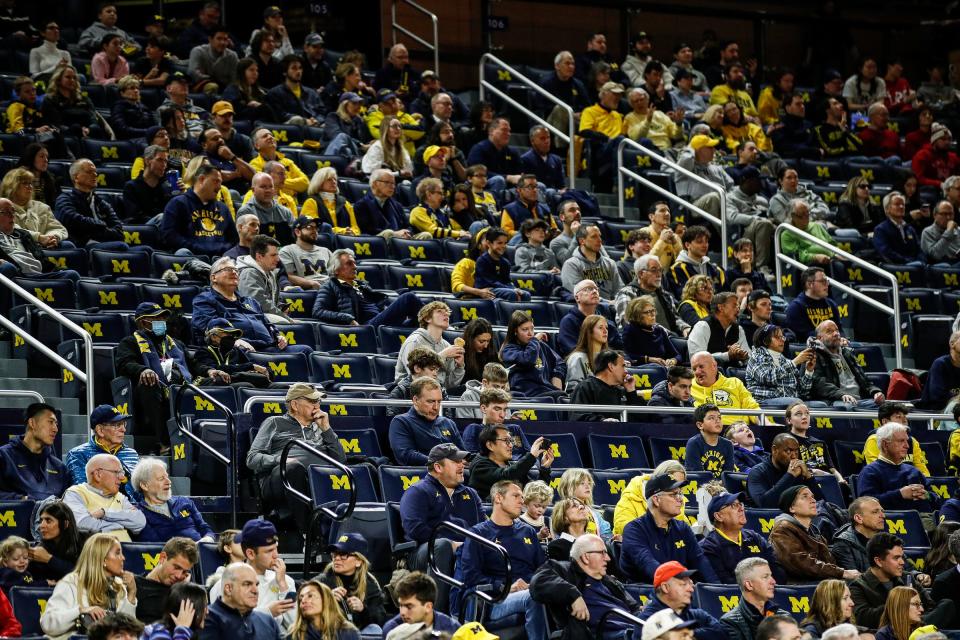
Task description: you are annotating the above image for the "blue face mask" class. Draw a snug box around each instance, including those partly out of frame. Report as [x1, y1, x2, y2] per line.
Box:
[151, 320, 167, 336]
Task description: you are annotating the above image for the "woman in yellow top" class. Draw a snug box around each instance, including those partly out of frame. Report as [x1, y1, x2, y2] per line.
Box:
[677, 274, 714, 328]
[613, 460, 694, 535]
[451, 231, 495, 299]
[756, 69, 796, 126]
[300, 166, 360, 235]
[409, 177, 471, 240]
[720, 101, 772, 153]
[182, 155, 236, 219]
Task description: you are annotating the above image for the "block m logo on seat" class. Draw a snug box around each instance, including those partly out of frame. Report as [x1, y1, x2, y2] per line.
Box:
[332, 364, 351, 378]
[111, 259, 130, 273]
[339, 438, 360, 453]
[34, 288, 54, 302]
[268, 361, 288, 377]
[607, 479, 626, 494]
[608, 443, 628, 459]
[194, 396, 214, 411]
[339, 333, 358, 348]
[887, 519, 907, 535]
[162, 294, 182, 308]
[405, 274, 423, 287]
[400, 475, 420, 489]
[142, 552, 161, 570]
[330, 475, 351, 490]
[0, 511, 17, 527]
[98, 291, 118, 305]
[123, 230, 140, 244]
[719, 595, 740, 612]
[408, 245, 426, 259]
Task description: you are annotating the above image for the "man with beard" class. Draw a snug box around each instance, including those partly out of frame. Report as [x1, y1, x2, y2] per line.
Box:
[709, 62, 759, 123]
[201, 127, 255, 193]
[278, 217, 331, 290]
[266, 55, 323, 127]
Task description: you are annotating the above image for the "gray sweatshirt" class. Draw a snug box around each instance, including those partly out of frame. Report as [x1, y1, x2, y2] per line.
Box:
[921, 223, 960, 262]
[561, 247, 624, 300]
[768, 186, 831, 225]
[246, 413, 345, 477]
[394, 327, 465, 390]
[514, 242, 560, 272]
[725, 186, 770, 226]
[236, 254, 286, 318]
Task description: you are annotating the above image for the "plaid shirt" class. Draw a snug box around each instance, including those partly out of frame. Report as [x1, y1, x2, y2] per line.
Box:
[745, 346, 813, 401]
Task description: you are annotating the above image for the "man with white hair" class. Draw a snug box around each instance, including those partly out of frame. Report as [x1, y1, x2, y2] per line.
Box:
[530, 533, 640, 640]
[943, 175, 960, 212]
[720, 558, 789, 640]
[820, 623, 860, 640]
[225, 213, 261, 260]
[63, 453, 146, 541]
[857, 423, 940, 516]
[873, 191, 923, 265]
[616, 253, 688, 334]
[133, 457, 215, 542]
[204, 562, 281, 640]
[921, 200, 960, 265]
[352, 169, 416, 238]
[623, 87, 682, 150]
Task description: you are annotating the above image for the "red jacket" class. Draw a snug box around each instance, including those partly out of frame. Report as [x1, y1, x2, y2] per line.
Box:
[0, 587, 21, 637]
[855, 126, 901, 158]
[911, 143, 960, 187]
[903, 128, 930, 160]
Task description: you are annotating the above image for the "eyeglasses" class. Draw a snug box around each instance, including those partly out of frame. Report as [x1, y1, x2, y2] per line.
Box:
[99, 422, 126, 431]
[375, 179, 396, 186]
[584, 550, 610, 557]
[857, 184, 871, 189]
[97, 468, 124, 476]
[214, 267, 239, 275]
[658, 491, 684, 500]
[721, 501, 744, 511]
[640, 309, 657, 315]
[643, 267, 663, 274]
[494, 437, 514, 444]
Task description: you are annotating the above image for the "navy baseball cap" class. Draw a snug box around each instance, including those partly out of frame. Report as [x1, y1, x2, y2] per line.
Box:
[237, 518, 278, 547]
[134, 302, 170, 321]
[644, 474, 687, 499]
[326, 533, 369, 556]
[707, 492, 745, 522]
[293, 215, 319, 229]
[90, 404, 131, 428]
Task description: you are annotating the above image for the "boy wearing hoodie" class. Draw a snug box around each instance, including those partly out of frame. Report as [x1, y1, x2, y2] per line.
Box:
[461, 387, 530, 457]
[668, 225, 726, 297]
[395, 301, 466, 391]
[457, 362, 511, 419]
[387, 347, 448, 417]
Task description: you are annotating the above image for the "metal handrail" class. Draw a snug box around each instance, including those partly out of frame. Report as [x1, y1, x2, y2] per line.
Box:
[616, 139, 728, 269]
[0, 273, 93, 418]
[774, 223, 902, 368]
[596, 608, 645, 639]
[0, 390, 44, 404]
[279, 438, 358, 522]
[479, 53, 576, 188]
[173, 382, 237, 528]
[391, 0, 439, 76]
[429, 520, 512, 605]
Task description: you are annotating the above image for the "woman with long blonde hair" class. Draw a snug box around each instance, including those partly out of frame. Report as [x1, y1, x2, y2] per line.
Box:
[876, 586, 923, 640]
[289, 579, 359, 640]
[678, 274, 714, 327]
[302, 166, 360, 235]
[40, 533, 137, 640]
[802, 579, 863, 638]
[557, 468, 614, 542]
[564, 315, 609, 393]
[360, 115, 412, 178]
[319, 534, 386, 634]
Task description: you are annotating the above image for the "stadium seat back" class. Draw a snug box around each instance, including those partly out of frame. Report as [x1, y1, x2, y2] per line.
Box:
[373, 355, 398, 383]
[325, 391, 372, 417]
[9, 586, 53, 635]
[774, 584, 817, 623]
[310, 353, 375, 385]
[588, 434, 650, 469]
[309, 463, 379, 505]
[336, 234, 388, 260]
[391, 238, 445, 263]
[446, 298, 498, 325]
[278, 290, 318, 320]
[90, 249, 150, 278]
[526, 432, 581, 469]
[355, 263, 386, 289]
[247, 352, 311, 383]
[743, 508, 780, 536]
[77, 280, 140, 311]
[15, 277, 76, 309]
[648, 437, 689, 465]
[387, 265, 444, 292]
[496, 299, 552, 326]
[911, 315, 954, 370]
[927, 265, 960, 291]
[626, 365, 668, 391]
[141, 284, 201, 312]
[326, 502, 392, 576]
[0, 500, 35, 539]
[42, 248, 89, 276]
[274, 322, 318, 350]
[591, 469, 638, 507]
[62, 311, 129, 344]
[510, 272, 554, 297]
[882, 510, 929, 547]
[378, 465, 425, 503]
[695, 583, 741, 619]
[336, 428, 383, 458]
[316, 324, 378, 354]
[121, 542, 165, 576]
[377, 325, 413, 355]
[833, 441, 867, 476]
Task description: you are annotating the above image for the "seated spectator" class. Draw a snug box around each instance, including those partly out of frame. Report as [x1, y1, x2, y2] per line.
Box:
[0, 196, 78, 281]
[616, 253, 689, 336]
[120, 145, 173, 223]
[132, 35, 174, 89]
[768, 485, 857, 583]
[249, 128, 308, 195]
[64, 405, 139, 497]
[132, 458, 214, 542]
[912, 123, 959, 189]
[801, 583, 866, 640]
[624, 87, 683, 150]
[636, 560, 726, 639]
[862, 402, 929, 475]
[531, 533, 640, 639]
[316, 534, 387, 635]
[28, 500, 82, 583]
[621, 474, 719, 582]
[747, 433, 824, 508]
[242, 160, 298, 218]
[474, 226, 530, 300]
[63, 454, 146, 542]
[688, 292, 750, 366]
[674, 137, 733, 219]
[702, 493, 783, 584]
[559, 279, 622, 357]
[850, 534, 951, 631]
[286, 581, 360, 640]
[810, 320, 885, 408]
[300, 169, 359, 235]
[160, 72, 212, 139]
[275, 218, 332, 292]
[237, 173, 294, 245]
[545, 497, 599, 560]
[373, 43, 419, 103]
[756, 68, 795, 125]
[873, 191, 923, 265]
[727, 422, 766, 472]
[153, 108, 201, 170]
[932, 529, 960, 607]
[78, 3, 139, 55]
[837, 176, 884, 235]
[721, 101, 771, 153]
[55, 158, 127, 248]
[671, 67, 708, 117]
[677, 274, 714, 329]
[725, 168, 775, 270]
[265, 55, 322, 127]
[500, 310, 566, 399]
[614, 461, 693, 536]
[194, 319, 272, 388]
[784, 267, 842, 341]
[710, 62, 759, 121]
[312, 249, 422, 326]
[920, 330, 960, 409]
[361, 115, 414, 179]
[520, 480, 554, 541]
[458, 358, 509, 420]
[29, 21, 71, 80]
[188, 25, 237, 94]
[691, 351, 762, 425]
[366, 91, 424, 159]
[554, 469, 611, 542]
[142, 582, 207, 640]
[221, 57, 273, 122]
[520, 125, 566, 190]
[107, 76, 155, 140]
[461, 386, 527, 454]
[91, 34, 129, 85]
[501, 173, 557, 241]
[132, 537, 199, 623]
[721, 558, 790, 639]
[204, 562, 282, 640]
[830, 497, 887, 572]
[393, 301, 464, 387]
[18, 143, 60, 206]
[412, 144, 454, 198]
[617, 228, 653, 285]
[782, 200, 840, 266]
[247, 31, 283, 89]
[562, 224, 624, 302]
[786, 401, 845, 483]
[745, 325, 816, 408]
[516, 218, 561, 275]
[669, 225, 727, 296]
[468, 422, 553, 501]
[903, 106, 935, 161]
[578, 81, 627, 173]
[535, 49, 589, 117]
[246, 384, 344, 532]
[565, 314, 610, 392]
[200, 128, 256, 194]
[843, 58, 888, 113]
[622, 295, 681, 367]
[921, 200, 960, 266]
[322, 92, 367, 158]
[388, 377, 464, 466]
[40, 533, 138, 640]
[222, 214, 260, 260]
[770, 91, 820, 158]
[0, 536, 35, 593]
[769, 166, 831, 225]
[685, 403, 735, 479]
[0, 401, 67, 500]
[449, 480, 547, 638]
[550, 198, 583, 263]
[381, 572, 459, 637]
[42, 65, 101, 139]
[857, 423, 940, 517]
[388, 349, 449, 416]
[856, 103, 901, 158]
[571, 348, 645, 421]
[648, 365, 696, 420]
[6, 77, 57, 144]
[740, 290, 792, 347]
[161, 163, 237, 255]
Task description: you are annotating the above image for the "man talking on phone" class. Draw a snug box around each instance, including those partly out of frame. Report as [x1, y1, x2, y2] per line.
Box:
[571, 349, 645, 421]
[246, 383, 345, 532]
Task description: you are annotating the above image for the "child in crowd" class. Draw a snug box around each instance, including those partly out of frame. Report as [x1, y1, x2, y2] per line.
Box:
[388, 347, 448, 417]
[466, 164, 499, 224]
[461, 387, 530, 458]
[205, 529, 243, 589]
[0, 536, 34, 594]
[519, 480, 555, 541]
[684, 403, 735, 480]
[557, 468, 614, 542]
[515, 218, 561, 275]
[474, 226, 531, 300]
[726, 421, 767, 471]
[458, 361, 510, 419]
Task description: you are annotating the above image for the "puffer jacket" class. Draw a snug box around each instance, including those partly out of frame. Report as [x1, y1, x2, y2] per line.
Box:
[768, 514, 845, 582]
[311, 277, 389, 324]
[829, 523, 870, 572]
[721, 598, 789, 640]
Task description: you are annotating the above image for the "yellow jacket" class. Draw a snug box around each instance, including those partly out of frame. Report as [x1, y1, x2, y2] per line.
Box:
[241, 189, 298, 216]
[709, 85, 759, 119]
[692, 374, 760, 424]
[720, 121, 772, 153]
[410, 204, 464, 239]
[863, 434, 931, 477]
[949, 430, 960, 475]
[756, 86, 783, 126]
[250, 152, 309, 195]
[623, 110, 681, 150]
[580, 103, 624, 140]
[6, 101, 40, 133]
[451, 258, 475, 294]
[613, 474, 695, 535]
[365, 109, 424, 158]
[647, 225, 683, 268]
[300, 196, 360, 235]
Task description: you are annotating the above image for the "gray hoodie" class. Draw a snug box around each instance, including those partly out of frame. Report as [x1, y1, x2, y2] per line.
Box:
[768, 185, 831, 225]
[674, 147, 733, 200]
[514, 242, 559, 272]
[394, 327, 465, 390]
[725, 186, 770, 226]
[456, 379, 483, 419]
[560, 247, 623, 300]
[236, 254, 286, 318]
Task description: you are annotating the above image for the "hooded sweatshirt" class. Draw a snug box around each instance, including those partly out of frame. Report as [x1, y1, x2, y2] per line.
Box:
[560, 247, 623, 300]
[668, 249, 726, 296]
[237, 254, 286, 318]
[394, 327, 465, 390]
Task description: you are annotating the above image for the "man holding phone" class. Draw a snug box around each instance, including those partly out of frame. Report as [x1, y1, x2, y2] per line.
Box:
[468, 420, 554, 500]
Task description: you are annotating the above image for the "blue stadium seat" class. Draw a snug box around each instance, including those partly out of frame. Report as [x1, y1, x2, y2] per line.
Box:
[815, 475, 846, 507]
[722, 471, 750, 499]
[0, 133, 24, 157]
[446, 298, 498, 325]
[510, 272, 554, 297]
[83, 138, 139, 163]
[339, 179, 370, 203]
[601, 220, 638, 248]
[96, 167, 130, 189]
[626, 365, 668, 391]
[197, 541, 222, 584]
[175, 386, 237, 420]
[263, 123, 304, 144]
[526, 432, 581, 468]
[374, 355, 398, 383]
[920, 442, 946, 476]
[336, 429, 383, 458]
[150, 252, 197, 279]
[846, 161, 891, 185]
[799, 158, 846, 182]
[591, 469, 637, 506]
[588, 434, 650, 469]
[0, 500, 35, 539]
[378, 465, 426, 503]
[743, 508, 779, 536]
[883, 510, 929, 547]
[833, 441, 866, 476]
[298, 153, 347, 176]
[377, 325, 414, 355]
[880, 263, 926, 288]
[314, 324, 377, 354]
[62, 311, 129, 344]
[911, 315, 954, 370]
[927, 265, 960, 291]
[696, 583, 741, 619]
[850, 345, 886, 373]
[15, 277, 76, 309]
[444, 239, 470, 263]
[904, 547, 928, 573]
[278, 290, 318, 320]
[774, 584, 818, 623]
[90, 249, 151, 278]
[811, 184, 844, 208]
[121, 542, 165, 576]
[355, 263, 386, 289]
[311, 353, 375, 385]
[336, 234, 389, 260]
[648, 437, 689, 465]
[42, 248, 89, 276]
[682, 471, 713, 497]
[140, 284, 201, 312]
[308, 464, 380, 505]
[325, 391, 373, 417]
[247, 352, 311, 383]
[77, 280, 139, 311]
[496, 299, 552, 326]
[274, 322, 318, 350]
[927, 476, 958, 502]
[387, 265, 444, 292]
[9, 586, 53, 635]
[391, 238, 445, 262]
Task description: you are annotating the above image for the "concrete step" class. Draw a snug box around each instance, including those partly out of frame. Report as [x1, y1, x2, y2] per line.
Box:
[0, 358, 27, 378]
[0, 377, 60, 397]
[171, 477, 190, 495]
[62, 415, 90, 434]
[0, 341, 11, 358]
[0, 394, 78, 413]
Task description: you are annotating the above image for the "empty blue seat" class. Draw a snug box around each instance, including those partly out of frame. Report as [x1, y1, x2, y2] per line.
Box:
[316, 324, 377, 354]
[880, 263, 925, 288]
[446, 298, 498, 325]
[274, 322, 318, 350]
[336, 234, 389, 260]
[591, 469, 637, 506]
[588, 434, 650, 469]
[62, 311, 129, 344]
[175, 386, 237, 420]
[0, 500, 35, 539]
[374, 355, 398, 383]
[140, 284, 200, 312]
[90, 249, 151, 277]
[927, 264, 960, 291]
[911, 314, 954, 370]
[391, 238, 445, 262]
[626, 365, 668, 391]
[743, 508, 779, 536]
[850, 345, 886, 373]
[387, 265, 444, 292]
[510, 272, 554, 297]
[83, 138, 139, 163]
[9, 585, 53, 635]
[696, 583, 741, 619]
[648, 437, 689, 465]
[122, 225, 159, 248]
[799, 158, 846, 182]
[77, 280, 139, 311]
[309, 464, 379, 505]
[15, 277, 76, 309]
[377, 325, 414, 354]
[278, 290, 318, 320]
[833, 441, 867, 476]
[324, 391, 373, 417]
[150, 252, 197, 279]
[378, 465, 426, 503]
[311, 353, 375, 385]
[247, 352, 311, 382]
[774, 584, 818, 623]
[336, 429, 383, 458]
[355, 263, 386, 289]
[42, 248, 88, 276]
[883, 510, 929, 547]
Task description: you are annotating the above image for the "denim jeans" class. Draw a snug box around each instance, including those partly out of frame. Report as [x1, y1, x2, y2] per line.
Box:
[486, 589, 547, 640]
[491, 287, 530, 301]
[367, 291, 422, 327]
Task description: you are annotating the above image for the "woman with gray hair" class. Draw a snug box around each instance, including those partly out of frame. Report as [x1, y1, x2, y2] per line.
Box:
[133, 457, 216, 543]
[301, 166, 360, 235]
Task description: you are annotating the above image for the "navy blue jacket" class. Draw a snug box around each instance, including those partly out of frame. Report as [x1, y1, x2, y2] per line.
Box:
[857, 459, 940, 512]
[684, 434, 735, 479]
[474, 252, 513, 289]
[388, 407, 464, 466]
[191, 288, 277, 349]
[135, 495, 215, 542]
[622, 322, 680, 365]
[733, 445, 767, 472]
[536, 73, 590, 114]
[620, 511, 718, 583]
[873, 218, 923, 264]
[638, 593, 727, 640]
[200, 598, 280, 640]
[647, 379, 694, 423]
[920, 354, 960, 410]
[520, 149, 566, 190]
[700, 528, 786, 585]
[746, 459, 824, 508]
[110, 99, 157, 139]
[501, 339, 567, 397]
[784, 293, 842, 342]
[54, 188, 124, 246]
[352, 193, 408, 235]
[399, 473, 483, 545]
[466, 139, 523, 180]
[265, 83, 324, 122]
[557, 308, 623, 357]
[0, 436, 68, 500]
[161, 190, 237, 256]
[311, 277, 388, 325]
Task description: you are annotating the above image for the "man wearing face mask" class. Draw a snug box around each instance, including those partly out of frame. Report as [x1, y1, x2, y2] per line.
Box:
[193, 319, 272, 388]
[115, 302, 197, 455]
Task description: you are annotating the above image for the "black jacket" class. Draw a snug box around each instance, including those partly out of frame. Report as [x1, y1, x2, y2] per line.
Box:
[0, 229, 52, 274]
[468, 452, 550, 502]
[318, 569, 388, 630]
[746, 459, 824, 508]
[721, 598, 789, 640]
[570, 375, 645, 421]
[811, 346, 880, 402]
[311, 277, 388, 324]
[54, 187, 124, 246]
[193, 344, 256, 376]
[829, 523, 870, 572]
[110, 99, 157, 139]
[530, 559, 637, 640]
[850, 569, 934, 629]
[115, 332, 194, 385]
[932, 565, 960, 607]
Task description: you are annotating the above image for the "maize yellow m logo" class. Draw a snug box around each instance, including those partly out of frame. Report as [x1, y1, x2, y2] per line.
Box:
[339, 333, 358, 348]
[111, 259, 130, 273]
[48, 256, 66, 268]
[97, 174, 106, 187]
[516, 279, 534, 290]
[944, 273, 959, 286]
[101, 146, 119, 159]
[340, 438, 360, 453]
[263, 402, 283, 414]
[668, 446, 686, 461]
[268, 362, 288, 376]
[859, 168, 875, 181]
[931, 483, 950, 499]
[405, 274, 423, 287]
[271, 129, 288, 142]
[887, 519, 907, 535]
[637, 156, 651, 167]
[330, 475, 351, 490]
[781, 274, 792, 288]
[624, 186, 635, 199]
[815, 417, 833, 429]
[63, 369, 74, 383]
[895, 271, 912, 284]
[0, 511, 16, 526]
[497, 70, 512, 81]
[315, 160, 331, 169]
[719, 595, 740, 612]
[173, 443, 186, 460]
[354, 242, 371, 256]
[516, 409, 539, 421]
[98, 291, 118, 305]
[123, 231, 140, 244]
[607, 479, 626, 494]
[549, 477, 561, 490]
[13, 334, 23, 347]
[408, 246, 426, 259]
[35, 288, 54, 302]
[162, 294, 182, 308]
[400, 475, 420, 489]
[332, 364, 351, 378]
[330, 404, 347, 415]
[852, 449, 864, 463]
[838, 304, 848, 318]
[83, 323, 103, 337]
[856, 353, 866, 366]
[195, 396, 214, 411]
[281, 331, 296, 344]
[847, 268, 863, 281]
[115, 403, 128, 414]
[816, 166, 831, 178]
[632, 374, 650, 388]
[608, 444, 628, 459]
[760, 518, 775, 533]
[286, 298, 304, 312]
[906, 298, 921, 311]
[142, 552, 161, 570]
[789, 597, 810, 613]
[460, 307, 478, 321]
